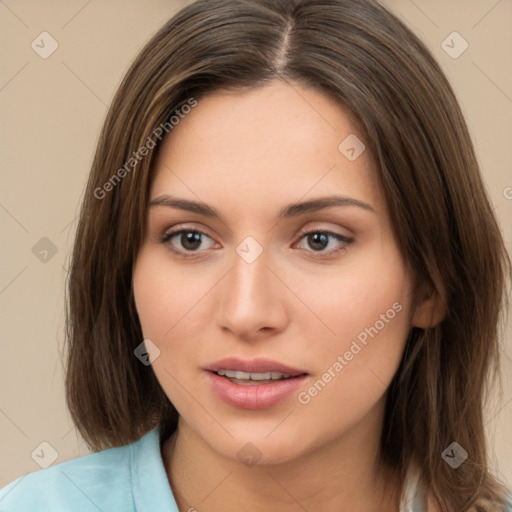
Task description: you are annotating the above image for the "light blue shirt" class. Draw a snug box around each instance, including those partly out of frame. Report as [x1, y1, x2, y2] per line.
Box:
[1, 427, 510, 511]
[0, 427, 177, 511]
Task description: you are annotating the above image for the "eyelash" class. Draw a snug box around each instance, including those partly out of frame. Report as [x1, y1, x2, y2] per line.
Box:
[158, 227, 354, 259]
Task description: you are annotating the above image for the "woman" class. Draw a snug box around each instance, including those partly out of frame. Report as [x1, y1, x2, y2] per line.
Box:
[1, 0, 510, 510]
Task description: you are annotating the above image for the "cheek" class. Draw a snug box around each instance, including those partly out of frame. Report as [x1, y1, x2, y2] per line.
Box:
[324, 235, 413, 346]
[295, 247, 413, 422]
[335, 266, 411, 353]
[132, 250, 208, 411]
[133, 248, 210, 341]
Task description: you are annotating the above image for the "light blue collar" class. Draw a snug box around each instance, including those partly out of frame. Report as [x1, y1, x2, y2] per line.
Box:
[130, 427, 179, 511]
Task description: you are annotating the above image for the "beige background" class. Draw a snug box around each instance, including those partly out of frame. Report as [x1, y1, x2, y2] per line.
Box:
[1, 0, 511, 490]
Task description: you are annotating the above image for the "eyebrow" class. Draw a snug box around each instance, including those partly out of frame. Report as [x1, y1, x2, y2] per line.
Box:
[148, 194, 376, 219]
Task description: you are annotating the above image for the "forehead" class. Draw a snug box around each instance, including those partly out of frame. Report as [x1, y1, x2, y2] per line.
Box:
[150, 81, 383, 217]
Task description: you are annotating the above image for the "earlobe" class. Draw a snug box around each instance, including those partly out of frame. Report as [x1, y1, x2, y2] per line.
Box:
[411, 288, 447, 329]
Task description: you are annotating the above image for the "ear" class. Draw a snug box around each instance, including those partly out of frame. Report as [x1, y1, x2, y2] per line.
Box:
[411, 285, 447, 329]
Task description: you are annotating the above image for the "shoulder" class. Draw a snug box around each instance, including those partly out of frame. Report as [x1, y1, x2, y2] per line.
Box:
[0, 433, 150, 512]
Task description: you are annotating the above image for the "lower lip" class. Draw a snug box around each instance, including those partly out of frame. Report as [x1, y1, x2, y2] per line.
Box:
[205, 371, 308, 410]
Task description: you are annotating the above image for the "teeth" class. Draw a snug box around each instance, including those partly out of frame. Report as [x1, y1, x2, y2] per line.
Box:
[217, 369, 292, 380]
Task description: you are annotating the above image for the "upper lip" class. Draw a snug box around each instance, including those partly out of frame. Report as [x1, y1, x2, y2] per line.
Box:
[204, 357, 308, 377]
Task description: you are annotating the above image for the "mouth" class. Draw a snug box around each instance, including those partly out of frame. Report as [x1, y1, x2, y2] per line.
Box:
[213, 368, 300, 385]
[203, 357, 309, 409]
[204, 356, 308, 382]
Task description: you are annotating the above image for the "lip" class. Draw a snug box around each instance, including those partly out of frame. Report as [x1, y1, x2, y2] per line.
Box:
[203, 357, 309, 410]
[205, 372, 308, 410]
[203, 357, 307, 377]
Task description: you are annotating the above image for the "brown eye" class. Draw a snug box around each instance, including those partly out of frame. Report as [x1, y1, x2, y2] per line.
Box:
[161, 229, 215, 253]
[296, 230, 353, 256]
[306, 232, 330, 251]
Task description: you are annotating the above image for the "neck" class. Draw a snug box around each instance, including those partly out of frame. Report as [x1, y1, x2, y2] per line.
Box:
[161, 409, 402, 511]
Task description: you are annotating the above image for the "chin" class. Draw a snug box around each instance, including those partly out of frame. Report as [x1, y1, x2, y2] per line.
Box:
[201, 426, 314, 467]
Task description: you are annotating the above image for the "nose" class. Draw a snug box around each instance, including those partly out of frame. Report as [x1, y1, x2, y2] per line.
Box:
[214, 244, 289, 341]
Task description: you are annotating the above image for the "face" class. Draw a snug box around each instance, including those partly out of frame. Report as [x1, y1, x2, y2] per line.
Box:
[133, 80, 418, 465]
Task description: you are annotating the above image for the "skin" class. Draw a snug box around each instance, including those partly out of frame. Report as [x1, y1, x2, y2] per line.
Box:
[132, 80, 443, 512]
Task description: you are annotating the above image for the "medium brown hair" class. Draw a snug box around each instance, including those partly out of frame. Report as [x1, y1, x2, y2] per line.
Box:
[64, 0, 511, 509]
